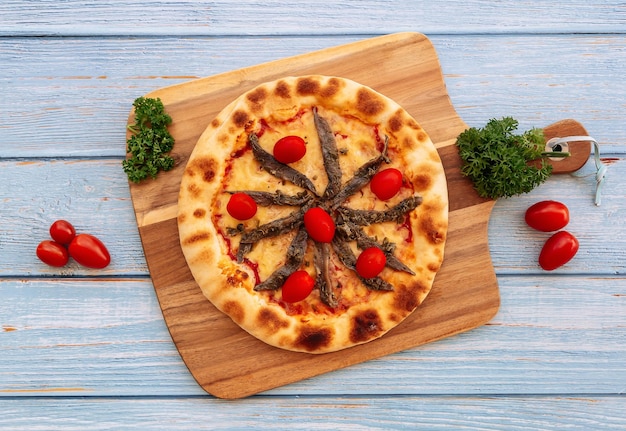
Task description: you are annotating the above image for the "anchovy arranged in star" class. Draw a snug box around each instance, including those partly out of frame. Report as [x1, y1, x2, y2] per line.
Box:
[228, 111, 421, 307]
[337, 194, 422, 225]
[329, 136, 389, 208]
[335, 219, 415, 275]
[314, 242, 339, 307]
[254, 228, 309, 291]
[236, 204, 311, 262]
[313, 107, 342, 200]
[360, 276, 394, 291]
[331, 238, 393, 291]
[249, 133, 317, 195]
[228, 190, 313, 207]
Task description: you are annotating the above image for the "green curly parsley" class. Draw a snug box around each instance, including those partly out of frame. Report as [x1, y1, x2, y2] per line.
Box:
[456, 117, 566, 199]
[122, 97, 175, 183]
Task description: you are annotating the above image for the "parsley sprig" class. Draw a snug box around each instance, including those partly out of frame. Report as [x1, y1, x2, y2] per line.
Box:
[456, 117, 568, 199]
[122, 97, 175, 183]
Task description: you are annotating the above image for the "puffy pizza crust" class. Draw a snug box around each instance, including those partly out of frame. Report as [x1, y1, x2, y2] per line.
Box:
[178, 75, 448, 353]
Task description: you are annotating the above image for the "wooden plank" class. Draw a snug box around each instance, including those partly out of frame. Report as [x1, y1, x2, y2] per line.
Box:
[488, 156, 625, 276]
[1, 0, 625, 35]
[1, 276, 624, 397]
[0, 159, 147, 277]
[0, 278, 198, 396]
[1, 396, 625, 430]
[1, 35, 625, 158]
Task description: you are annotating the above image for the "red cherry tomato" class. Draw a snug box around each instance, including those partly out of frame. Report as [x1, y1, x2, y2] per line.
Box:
[539, 230, 579, 271]
[525, 200, 570, 232]
[68, 234, 111, 269]
[370, 168, 403, 200]
[356, 247, 387, 278]
[303, 207, 335, 243]
[281, 270, 315, 303]
[273, 135, 307, 164]
[49, 219, 76, 245]
[36, 240, 69, 267]
[227, 192, 257, 220]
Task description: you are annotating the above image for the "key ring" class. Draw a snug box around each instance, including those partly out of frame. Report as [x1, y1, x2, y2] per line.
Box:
[545, 136, 608, 206]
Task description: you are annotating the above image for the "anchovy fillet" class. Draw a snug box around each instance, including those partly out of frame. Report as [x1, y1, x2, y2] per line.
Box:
[331, 237, 393, 291]
[336, 220, 415, 275]
[229, 190, 313, 207]
[314, 242, 338, 307]
[337, 194, 422, 225]
[249, 133, 317, 194]
[236, 205, 309, 262]
[361, 276, 394, 291]
[313, 107, 342, 200]
[330, 136, 389, 208]
[254, 228, 309, 291]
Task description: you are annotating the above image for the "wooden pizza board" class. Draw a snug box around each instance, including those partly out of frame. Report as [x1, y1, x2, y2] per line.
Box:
[126, 32, 591, 399]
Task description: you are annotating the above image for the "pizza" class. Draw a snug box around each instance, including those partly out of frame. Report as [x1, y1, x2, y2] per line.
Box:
[177, 75, 448, 354]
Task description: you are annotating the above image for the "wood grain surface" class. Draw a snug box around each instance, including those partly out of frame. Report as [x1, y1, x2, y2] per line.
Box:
[3, 0, 626, 428]
[126, 33, 497, 398]
[127, 33, 591, 398]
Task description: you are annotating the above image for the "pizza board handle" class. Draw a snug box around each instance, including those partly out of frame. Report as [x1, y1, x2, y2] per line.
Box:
[541, 119, 592, 174]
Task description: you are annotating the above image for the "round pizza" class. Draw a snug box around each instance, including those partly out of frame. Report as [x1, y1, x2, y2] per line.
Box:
[177, 75, 448, 354]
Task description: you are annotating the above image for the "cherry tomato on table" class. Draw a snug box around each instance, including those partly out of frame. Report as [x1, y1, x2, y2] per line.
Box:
[525, 200, 570, 232]
[370, 168, 403, 201]
[68, 233, 111, 269]
[356, 247, 387, 278]
[36, 240, 69, 267]
[303, 207, 335, 243]
[227, 192, 257, 220]
[273, 135, 307, 164]
[539, 230, 579, 271]
[281, 270, 315, 303]
[49, 219, 76, 245]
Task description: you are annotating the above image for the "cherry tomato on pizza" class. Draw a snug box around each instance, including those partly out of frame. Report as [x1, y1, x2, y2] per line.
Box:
[273, 135, 307, 164]
[36, 240, 70, 267]
[356, 247, 387, 278]
[303, 207, 335, 243]
[227, 192, 257, 220]
[49, 219, 76, 245]
[539, 230, 579, 271]
[525, 200, 570, 232]
[68, 233, 111, 269]
[370, 168, 403, 200]
[281, 270, 315, 303]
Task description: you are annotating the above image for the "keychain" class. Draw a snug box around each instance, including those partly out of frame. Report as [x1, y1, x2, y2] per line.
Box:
[545, 135, 608, 205]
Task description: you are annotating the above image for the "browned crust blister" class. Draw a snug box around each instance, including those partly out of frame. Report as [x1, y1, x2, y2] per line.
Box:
[178, 75, 448, 353]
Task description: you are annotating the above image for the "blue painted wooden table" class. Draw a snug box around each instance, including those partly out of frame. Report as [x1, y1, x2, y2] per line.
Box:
[1, 1, 625, 429]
